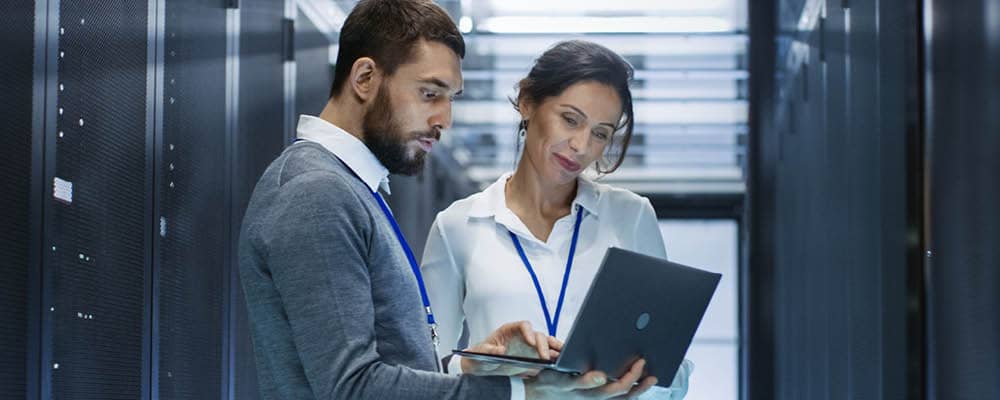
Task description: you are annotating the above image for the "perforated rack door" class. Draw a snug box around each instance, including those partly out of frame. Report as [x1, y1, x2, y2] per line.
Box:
[155, 0, 228, 398]
[0, 1, 35, 397]
[48, 2, 150, 398]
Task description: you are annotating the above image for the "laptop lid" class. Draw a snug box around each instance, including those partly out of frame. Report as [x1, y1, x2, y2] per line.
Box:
[554, 247, 721, 385]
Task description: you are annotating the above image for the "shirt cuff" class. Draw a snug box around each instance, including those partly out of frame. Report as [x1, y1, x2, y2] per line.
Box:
[509, 377, 526, 400]
[449, 355, 464, 375]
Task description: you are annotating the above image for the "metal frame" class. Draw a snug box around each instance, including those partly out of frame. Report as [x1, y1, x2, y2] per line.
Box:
[27, 0, 54, 399]
[223, 4, 241, 400]
[648, 193, 743, 220]
[744, 0, 776, 398]
[907, 0, 929, 397]
[146, 0, 166, 398]
[37, 0, 60, 397]
[283, 0, 297, 144]
[921, 0, 935, 397]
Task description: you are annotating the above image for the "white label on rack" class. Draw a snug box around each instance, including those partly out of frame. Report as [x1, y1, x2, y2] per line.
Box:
[53, 177, 73, 204]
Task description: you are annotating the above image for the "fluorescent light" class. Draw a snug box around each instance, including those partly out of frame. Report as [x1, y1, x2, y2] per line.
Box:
[488, 0, 730, 14]
[466, 34, 748, 57]
[461, 69, 747, 81]
[453, 100, 748, 125]
[459, 16, 474, 33]
[297, 0, 348, 40]
[478, 16, 732, 34]
[796, 0, 824, 31]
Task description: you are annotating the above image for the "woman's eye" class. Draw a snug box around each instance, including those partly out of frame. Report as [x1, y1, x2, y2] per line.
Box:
[593, 130, 610, 140]
[563, 115, 579, 126]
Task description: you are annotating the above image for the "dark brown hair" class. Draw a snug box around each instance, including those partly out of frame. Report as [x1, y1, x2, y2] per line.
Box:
[330, 0, 465, 98]
[513, 40, 635, 174]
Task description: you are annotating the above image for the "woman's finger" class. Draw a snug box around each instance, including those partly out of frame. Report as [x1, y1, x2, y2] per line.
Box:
[517, 321, 537, 346]
[546, 335, 564, 352]
[598, 359, 646, 396]
[619, 376, 658, 399]
[570, 370, 609, 391]
[534, 332, 550, 360]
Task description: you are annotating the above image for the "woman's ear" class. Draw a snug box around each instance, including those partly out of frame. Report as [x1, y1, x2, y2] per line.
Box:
[349, 57, 381, 102]
[517, 97, 535, 121]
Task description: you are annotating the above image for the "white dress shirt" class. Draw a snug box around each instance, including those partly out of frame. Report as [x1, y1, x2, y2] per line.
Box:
[296, 115, 392, 194]
[296, 115, 526, 399]
[421, 172, 693, 399]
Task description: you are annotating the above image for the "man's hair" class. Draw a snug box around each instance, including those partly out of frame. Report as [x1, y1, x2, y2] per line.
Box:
[329, 0, 465, 98]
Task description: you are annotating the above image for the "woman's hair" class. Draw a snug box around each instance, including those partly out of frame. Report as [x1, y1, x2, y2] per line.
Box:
[512, 40, 635, 174]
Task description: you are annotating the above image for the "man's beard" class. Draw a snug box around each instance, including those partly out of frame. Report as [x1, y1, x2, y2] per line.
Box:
[361, 84, 436, 176]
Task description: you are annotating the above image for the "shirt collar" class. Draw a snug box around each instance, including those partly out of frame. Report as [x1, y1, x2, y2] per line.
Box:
[295, 115, 391, 194]
[468, 172, 601, 219]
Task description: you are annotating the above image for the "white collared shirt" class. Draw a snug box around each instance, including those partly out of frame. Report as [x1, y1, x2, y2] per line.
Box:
[421, 173, 693, 398]
[294, 115, 527, 399]
[295, 114, 391, 194]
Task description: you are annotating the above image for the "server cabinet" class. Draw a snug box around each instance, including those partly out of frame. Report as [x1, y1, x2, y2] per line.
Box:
[44, 1, 151, 398]
[925, 0, 1000, 398]
[155, 0, 229, 398]
[750, 0, 918, 399]
[0, 0, 36, 398]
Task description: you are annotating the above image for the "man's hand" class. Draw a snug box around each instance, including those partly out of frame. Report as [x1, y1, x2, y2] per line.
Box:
[524, 359, 658, 400]
[460, 321, 561, 376]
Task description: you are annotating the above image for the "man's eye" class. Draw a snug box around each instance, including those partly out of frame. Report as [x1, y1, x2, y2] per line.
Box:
[422, 90, 438, 99]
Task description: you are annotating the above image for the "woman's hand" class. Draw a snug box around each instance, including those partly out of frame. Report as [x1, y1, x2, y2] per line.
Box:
[524, 359, 658, 400]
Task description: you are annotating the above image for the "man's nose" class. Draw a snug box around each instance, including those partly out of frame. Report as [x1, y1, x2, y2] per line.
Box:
[429, 102, 452, 132]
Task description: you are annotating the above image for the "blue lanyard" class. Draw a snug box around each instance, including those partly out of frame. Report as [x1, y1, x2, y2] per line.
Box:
[372, 192, 444, 372]
[508, 205, 584, 337]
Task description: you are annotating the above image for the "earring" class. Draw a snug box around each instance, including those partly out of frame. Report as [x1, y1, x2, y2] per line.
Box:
[513, 120, 529, 168]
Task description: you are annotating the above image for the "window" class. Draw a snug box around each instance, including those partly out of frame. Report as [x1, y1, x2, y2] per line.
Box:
[660, 219, 739, 400]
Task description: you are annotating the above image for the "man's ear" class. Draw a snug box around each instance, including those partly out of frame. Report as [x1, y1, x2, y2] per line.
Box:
[349, 57, 381, 103]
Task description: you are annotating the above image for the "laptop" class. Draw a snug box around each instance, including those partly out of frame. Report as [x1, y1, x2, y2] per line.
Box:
[453, 247, 721, 386]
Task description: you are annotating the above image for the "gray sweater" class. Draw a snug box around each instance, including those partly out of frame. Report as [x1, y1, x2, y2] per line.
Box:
[238, 141, 511, 399]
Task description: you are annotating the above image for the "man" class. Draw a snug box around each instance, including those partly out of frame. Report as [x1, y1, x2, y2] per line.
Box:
[238, 1, 656, 399]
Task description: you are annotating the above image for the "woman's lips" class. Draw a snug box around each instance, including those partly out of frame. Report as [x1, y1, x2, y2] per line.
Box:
[553, 153, 582, 172]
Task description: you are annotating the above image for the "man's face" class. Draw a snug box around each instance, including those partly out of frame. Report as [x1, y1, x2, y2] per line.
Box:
[362, 39, 463, 176]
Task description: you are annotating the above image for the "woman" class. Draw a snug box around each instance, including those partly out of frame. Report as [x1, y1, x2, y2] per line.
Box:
[420, 40, 692, 398]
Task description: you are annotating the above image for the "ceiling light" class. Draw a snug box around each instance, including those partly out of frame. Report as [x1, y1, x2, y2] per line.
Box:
[459, 16, 474, 33]
[478, 16, 732, 34]
[487, 0, 730, 14]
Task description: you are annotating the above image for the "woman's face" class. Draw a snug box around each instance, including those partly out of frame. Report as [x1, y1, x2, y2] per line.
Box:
[520, 81, 623, 185]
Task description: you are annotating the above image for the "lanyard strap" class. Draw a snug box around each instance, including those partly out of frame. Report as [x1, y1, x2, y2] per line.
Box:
[372, 192, 437, 326]
[508, 205, 584, 337]
[372, 192, 444, 373]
